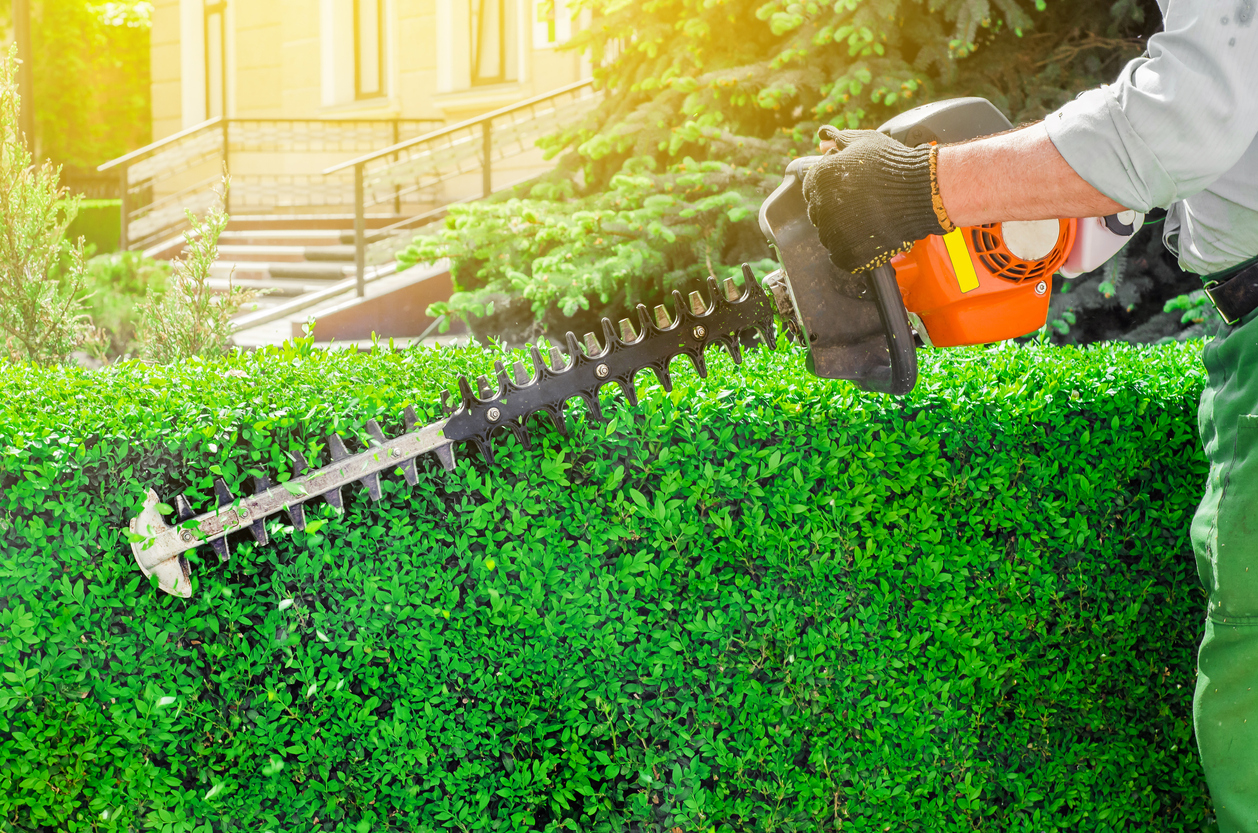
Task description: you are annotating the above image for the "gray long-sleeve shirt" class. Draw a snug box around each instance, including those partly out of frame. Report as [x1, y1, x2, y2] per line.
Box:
[1044, 0, 1258, 276]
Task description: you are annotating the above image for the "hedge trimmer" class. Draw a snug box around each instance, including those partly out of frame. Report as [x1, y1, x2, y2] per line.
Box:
[128, 97, 1143, 596]
[129, 273, 777, 596]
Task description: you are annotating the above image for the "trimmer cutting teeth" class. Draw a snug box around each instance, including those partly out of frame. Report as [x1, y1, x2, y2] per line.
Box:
[128, 271, 777, 597]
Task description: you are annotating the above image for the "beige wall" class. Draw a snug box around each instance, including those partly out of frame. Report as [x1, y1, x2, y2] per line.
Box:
[233, 2, 284, 116]
[150, 0, 182, 140]
[281, 0, 322, 115]
[149, 0, 589, 142]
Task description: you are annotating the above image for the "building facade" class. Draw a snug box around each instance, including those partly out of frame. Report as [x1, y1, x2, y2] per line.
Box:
[148, 0, 591, 142]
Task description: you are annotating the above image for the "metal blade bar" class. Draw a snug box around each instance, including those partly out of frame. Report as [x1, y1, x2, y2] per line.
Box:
[129, 418, 452, 597]
[125, 274, 778, 599]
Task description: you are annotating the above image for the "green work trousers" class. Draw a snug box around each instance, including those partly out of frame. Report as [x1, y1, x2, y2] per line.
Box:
[1192, 308, 1258, 833]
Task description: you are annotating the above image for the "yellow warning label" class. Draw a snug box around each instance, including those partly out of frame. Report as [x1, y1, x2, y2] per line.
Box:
[943, 229, 979, 293]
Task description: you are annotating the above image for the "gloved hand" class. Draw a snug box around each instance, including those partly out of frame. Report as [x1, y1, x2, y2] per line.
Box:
[802, 126, 955, 274]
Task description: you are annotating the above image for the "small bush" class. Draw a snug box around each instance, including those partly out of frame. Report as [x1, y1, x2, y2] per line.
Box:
[78, 250, 170, 359]
[0, 336, 1212, 831]
[135, 176, 256, 363]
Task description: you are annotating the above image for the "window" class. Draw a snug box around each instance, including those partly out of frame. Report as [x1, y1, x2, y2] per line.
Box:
[204, 1, 226, 118]
[532, 0, 571, 49]
[354, 0, 384, 99]
[434, 0, 520, 93]
[471, 0, 507, 86]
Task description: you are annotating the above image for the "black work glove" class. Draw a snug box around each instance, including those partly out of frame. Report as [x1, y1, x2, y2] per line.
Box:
[802, 126, 954, 274]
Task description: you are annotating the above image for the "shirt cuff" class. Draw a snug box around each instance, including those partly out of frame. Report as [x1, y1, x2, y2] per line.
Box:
[1043, 85, 1177, 213]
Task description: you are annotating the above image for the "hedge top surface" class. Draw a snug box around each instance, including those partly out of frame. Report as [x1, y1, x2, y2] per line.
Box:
[0, 337, 1207, 449]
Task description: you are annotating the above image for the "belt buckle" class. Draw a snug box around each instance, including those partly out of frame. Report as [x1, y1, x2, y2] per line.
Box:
[1203, 280, 1241, 326]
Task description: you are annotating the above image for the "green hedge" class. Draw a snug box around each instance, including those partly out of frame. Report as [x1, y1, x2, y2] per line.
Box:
[0, 338, 1213, 831]
[66, 199, 122, 255]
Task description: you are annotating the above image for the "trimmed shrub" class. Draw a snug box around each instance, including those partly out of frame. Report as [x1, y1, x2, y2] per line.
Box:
[0, 338, 1212, 831]
[65, 199, 123, 255]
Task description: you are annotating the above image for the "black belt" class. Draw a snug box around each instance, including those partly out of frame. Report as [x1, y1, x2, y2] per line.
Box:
[1204, 259, 1258, 326]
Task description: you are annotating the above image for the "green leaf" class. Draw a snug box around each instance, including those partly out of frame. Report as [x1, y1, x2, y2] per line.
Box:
[628, 488, 650, 512]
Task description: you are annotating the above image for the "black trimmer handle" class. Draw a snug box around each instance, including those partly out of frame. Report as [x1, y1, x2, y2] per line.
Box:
[867, 263, 918, 395]
[758, 156, 919, 396]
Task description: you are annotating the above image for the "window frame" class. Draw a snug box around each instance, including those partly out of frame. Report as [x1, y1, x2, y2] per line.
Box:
[353, 0, 386, 100]
[204, 0, 227, 118]
[470, 0, 508, 87]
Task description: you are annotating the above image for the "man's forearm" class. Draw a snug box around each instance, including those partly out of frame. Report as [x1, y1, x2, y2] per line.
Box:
[935, 123, 1127, 226]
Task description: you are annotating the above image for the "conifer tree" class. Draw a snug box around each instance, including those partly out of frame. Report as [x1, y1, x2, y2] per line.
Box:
[403, 0, 1183, 343]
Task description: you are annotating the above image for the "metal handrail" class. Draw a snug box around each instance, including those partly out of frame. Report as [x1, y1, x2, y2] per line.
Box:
[97, 116, 444, 173]
[97, 118, 223, 172]
[322, 79, 595, 176]
[97, 82, 599, 289]
[98, 116, 446, 251]
[322, 79, 601, 299]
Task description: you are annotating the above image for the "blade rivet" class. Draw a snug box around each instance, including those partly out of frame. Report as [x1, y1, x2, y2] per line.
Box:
[693, 325, 707, 340]
[595, 363, 609, 378]
[179, 530, 194, 543]
[486, 407, 501, 422]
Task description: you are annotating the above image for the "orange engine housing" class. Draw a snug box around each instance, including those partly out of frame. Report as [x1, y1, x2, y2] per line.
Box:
[890, 219, 1077, 348]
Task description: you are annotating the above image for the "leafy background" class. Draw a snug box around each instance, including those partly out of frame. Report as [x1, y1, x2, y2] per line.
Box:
[401, 0, 1199, 346]
[1, 337, 1212, 830]
[0, 1, 152, 176]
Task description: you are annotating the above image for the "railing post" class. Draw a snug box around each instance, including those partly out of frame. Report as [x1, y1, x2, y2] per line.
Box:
[221, 118, 231, 212]
[355, 163, 366, 298]
[118, 164, 129, 250]
[392, 119, 402, 215]
[482, 120, 492, 198]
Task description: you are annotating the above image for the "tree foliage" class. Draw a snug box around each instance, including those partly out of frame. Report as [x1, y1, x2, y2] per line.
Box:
[0, 1, 152, 173]
[0, 47, 94, 365]
[402, 0, 1160, 341]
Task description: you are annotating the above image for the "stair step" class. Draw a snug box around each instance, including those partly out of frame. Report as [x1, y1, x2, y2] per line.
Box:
[209, 262, 350, 281]
[302, 246, 356, 262]
[213, 244, 356, 263]
[218, 230, 349, 247]
[267, 262, 351, 280]
[210, 263, 271, 282]
[231, 262, 448, 349]
[209, 278, 337, 297]
[216, 245, 308, 263]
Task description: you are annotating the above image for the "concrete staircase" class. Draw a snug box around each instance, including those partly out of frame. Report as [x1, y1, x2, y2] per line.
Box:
[209, 226, 359, 315]
[146, 215, 464, 349]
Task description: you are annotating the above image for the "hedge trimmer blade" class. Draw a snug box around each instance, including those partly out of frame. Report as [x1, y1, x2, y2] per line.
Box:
[129, 270, 776, 596]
